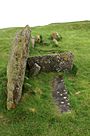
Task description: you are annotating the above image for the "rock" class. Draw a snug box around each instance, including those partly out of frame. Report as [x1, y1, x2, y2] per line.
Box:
[27, 52, 74, 75]
[33, 63, 41, 75]
[31, 36, 35, 48]
[52, 75, 71, 113]
[52, 39, 59, 47]
[51, 32, 62, 41]
[7, 25, 31, 110]
[30, 35, 43, 48]
[35, 34, 43, 43]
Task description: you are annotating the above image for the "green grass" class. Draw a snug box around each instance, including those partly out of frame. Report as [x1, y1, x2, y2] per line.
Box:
[0, 21, 90, 136]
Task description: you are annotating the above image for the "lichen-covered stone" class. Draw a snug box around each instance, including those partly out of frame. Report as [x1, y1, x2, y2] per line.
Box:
[31, 36, 35, 48]
[27, 52, 74, 75]
[33, 63, 41, 75]
[7, 25, 31, 110]
[52, 39, 59, 47]
[52, 75, 71, 113]
[50, 32, 62, 41]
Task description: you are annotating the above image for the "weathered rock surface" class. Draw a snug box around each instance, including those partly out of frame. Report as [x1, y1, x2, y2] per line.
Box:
[52, 75, 71, 113]
[50, 32, 62, 41]
[27, 52, 74, 75]
[7, 25, 31, 110]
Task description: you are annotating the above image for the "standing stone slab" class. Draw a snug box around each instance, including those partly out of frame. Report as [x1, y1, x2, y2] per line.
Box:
[7, 25, 31, 110]
[27, 52, 74, 75]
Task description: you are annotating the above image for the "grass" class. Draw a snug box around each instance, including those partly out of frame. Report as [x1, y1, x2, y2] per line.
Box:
[0, 21, 90, 136]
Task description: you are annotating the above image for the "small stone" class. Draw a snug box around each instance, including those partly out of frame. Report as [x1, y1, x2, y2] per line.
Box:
[61, 79, 64, 82]
[57, 91, 60, 94]
[67, 103, 70, 105]
[64, 92, 67, 94]
[60, 93, 63, 96]
[63, 97, 67, 99]
[53, 39, 59, 46]
[31, 36, 35, 48]
[33, 63, 41, 75]
[61, 101, 64, 104]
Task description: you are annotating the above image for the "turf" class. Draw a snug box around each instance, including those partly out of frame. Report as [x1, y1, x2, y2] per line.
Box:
[0, 21, 90, 136]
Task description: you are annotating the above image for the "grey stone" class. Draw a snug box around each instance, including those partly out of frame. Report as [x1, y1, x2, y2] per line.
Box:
[52, 75, 71, 113]
[27, 52, 74, 75]
[53, 39, 59, 46]
[7, 25, 31, 110]
[31, 36, 35, 48]
[33, 63, 41, 75]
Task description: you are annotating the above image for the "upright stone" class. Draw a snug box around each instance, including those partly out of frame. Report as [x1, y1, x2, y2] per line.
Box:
[27, 52, 74, 75]
[7, 25, 31, 110]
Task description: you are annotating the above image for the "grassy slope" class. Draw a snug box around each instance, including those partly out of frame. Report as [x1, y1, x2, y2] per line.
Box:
[0, 21, 90, 136]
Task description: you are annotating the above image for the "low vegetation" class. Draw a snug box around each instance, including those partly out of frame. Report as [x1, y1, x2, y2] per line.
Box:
[0, 21, 90, 136]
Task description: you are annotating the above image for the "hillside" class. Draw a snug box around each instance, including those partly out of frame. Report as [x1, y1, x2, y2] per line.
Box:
[0, 21, 90, 136]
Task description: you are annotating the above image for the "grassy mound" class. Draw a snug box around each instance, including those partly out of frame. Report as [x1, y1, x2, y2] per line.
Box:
[0, 21, 90, 136]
